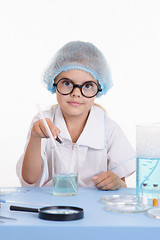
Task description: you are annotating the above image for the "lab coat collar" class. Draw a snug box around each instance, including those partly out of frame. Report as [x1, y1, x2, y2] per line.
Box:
[53, 105, 105, 149]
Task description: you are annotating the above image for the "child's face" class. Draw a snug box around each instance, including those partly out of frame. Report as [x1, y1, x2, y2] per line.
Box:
[54, 70, 97, 119]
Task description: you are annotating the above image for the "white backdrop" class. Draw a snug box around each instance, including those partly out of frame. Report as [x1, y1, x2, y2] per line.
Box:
[0, 0, 160, 187]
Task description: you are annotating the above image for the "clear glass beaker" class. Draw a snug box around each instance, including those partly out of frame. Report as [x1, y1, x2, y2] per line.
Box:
[52, 141, 79, 196]
[136, 124, 160, 199]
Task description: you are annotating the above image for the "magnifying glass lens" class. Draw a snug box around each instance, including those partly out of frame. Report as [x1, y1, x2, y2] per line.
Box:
[43, 208, 79, 214]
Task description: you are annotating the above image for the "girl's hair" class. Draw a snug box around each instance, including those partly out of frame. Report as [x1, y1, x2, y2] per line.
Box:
[94, 103, 107, 115]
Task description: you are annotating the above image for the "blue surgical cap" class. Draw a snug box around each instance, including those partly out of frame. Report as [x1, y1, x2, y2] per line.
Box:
[43, 41, 113, 97]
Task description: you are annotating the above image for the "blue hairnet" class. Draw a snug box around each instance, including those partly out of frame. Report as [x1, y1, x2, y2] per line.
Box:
[43, 41, 113, 97]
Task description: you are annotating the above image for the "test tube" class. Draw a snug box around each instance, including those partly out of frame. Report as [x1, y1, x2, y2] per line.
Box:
[152, 184, 159, 207]
[141, 183, 148, 205]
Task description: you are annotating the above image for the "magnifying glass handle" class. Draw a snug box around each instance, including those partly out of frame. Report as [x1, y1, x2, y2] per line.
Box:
[10, 205, 39, 213]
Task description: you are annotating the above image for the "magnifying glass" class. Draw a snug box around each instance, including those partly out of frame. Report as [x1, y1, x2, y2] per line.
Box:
[10, 205, 84, 221]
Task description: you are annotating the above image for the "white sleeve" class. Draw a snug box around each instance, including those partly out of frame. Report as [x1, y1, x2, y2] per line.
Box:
[107, 121, 136, 179]
[16, 113, 50, 187]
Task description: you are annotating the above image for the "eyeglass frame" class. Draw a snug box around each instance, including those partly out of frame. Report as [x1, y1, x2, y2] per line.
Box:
[53, 78, 102, 98]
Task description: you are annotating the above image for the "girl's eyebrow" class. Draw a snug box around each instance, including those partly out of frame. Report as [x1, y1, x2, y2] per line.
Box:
[55, 76, 71, 81]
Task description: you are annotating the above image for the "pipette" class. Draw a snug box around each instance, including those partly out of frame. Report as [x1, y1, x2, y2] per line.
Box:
[36, 103, 77, 193]
[0, 199, 50, 207]
[36, 104, 64, 163]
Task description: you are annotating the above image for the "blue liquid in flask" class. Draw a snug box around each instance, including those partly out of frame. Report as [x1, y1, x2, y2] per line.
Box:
[136, 158, 160, 198]
[53, 173, 78, 196]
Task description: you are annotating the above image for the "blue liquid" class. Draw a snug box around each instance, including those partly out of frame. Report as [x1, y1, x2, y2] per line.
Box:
[53, 174, 78, 196]
[136, 158, 160, 198]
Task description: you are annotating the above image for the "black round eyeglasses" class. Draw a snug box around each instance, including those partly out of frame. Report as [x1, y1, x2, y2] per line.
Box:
[53, 78, 102, 98]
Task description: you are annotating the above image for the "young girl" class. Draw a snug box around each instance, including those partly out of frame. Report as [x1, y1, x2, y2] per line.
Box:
[17, 41, 136, 190]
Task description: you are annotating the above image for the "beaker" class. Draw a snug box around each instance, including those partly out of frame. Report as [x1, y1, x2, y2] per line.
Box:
[52, 141, 79, 196]
[136, 124, 160, 199]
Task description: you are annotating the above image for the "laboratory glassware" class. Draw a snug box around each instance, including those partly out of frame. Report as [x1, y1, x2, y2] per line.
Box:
[101, 195, 138, 205]
[147, 207, 160, 219]
[152, 184, 159, 207]
[104, 202, 150, 213]
[141, 183, 148, 205]
[101, 194, 150, 213]
[52, 141, 79, 196]
[136, 124, 160, 199]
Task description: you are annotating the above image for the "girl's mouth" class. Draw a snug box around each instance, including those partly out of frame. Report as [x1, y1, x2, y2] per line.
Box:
[68, 102, 82, 106]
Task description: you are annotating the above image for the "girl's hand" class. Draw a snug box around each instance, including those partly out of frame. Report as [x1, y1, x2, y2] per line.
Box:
[92, 170, 127, 190]
[31, 118, 60, 140]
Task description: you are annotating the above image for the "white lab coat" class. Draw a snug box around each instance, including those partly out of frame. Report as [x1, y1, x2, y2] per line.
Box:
[16, 105, 136, 187]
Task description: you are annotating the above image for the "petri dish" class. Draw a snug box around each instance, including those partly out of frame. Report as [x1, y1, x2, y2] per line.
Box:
[104, 202, 150, 213]
[0, 188, 21, 196]
[147, 208, 160, 219]
[101, 194, 139, 205]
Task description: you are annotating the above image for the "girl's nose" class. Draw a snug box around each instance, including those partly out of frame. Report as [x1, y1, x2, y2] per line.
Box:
[70, 87, 81, 97]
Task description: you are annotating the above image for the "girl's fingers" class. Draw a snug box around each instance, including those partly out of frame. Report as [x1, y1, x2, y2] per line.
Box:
[39, 120, 50, 138]
[93, 171, 111, 185]
[32, 119, 60, 139]
[32, 121, 47, 138]
[100, 178, 119, 190]
[95, 176, 114, 189]
[45, 118, 60, 138]
[93, 171, 121, 190]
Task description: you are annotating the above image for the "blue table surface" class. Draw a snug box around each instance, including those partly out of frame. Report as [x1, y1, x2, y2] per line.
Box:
[0, 187, 160, 240]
